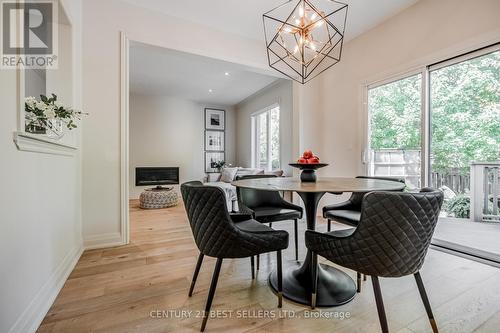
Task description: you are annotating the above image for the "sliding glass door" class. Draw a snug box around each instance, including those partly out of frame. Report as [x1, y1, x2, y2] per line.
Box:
[429, 50, 500, 220]
[365, 44, 500, 260]
[366, 45, 499, 221]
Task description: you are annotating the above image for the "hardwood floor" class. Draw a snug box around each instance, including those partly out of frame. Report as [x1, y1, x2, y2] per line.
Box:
[38, 200, 500, 332]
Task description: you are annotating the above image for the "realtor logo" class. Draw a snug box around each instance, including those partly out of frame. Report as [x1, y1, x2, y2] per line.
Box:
[1, 0, 58, 68]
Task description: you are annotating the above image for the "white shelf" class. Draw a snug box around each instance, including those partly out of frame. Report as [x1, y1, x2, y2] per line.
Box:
[13, 131, 78, 156]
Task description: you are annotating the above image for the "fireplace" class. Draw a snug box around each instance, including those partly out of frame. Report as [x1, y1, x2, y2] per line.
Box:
[135, 167, 179, 186]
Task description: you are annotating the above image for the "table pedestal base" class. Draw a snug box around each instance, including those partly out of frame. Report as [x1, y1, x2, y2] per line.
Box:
[269, 261, 356, 307]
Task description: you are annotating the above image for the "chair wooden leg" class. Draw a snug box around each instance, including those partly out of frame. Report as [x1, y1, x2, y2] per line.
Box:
[277, 250, 283, 308]
[357, 272, 361, 293]
[327, 219, 331, 232]
[256, 254, 260, 271]
[414, 272, 439, 333]
[371, 276, 389, 333]
[311, 252, 319, 309]
[294, 219, 299, 261]
[250, 256, 255, 279]
[201, 258, 223, 332]
[189, 253, 204, 297]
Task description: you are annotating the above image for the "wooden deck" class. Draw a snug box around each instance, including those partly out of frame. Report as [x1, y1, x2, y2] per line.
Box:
[37, 200, 500, 332]
[433, 218, 500, 263]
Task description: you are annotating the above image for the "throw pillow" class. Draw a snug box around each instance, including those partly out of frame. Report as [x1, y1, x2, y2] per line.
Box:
[253, 169, 265, 175]
[265, 170, 284, 177]
[236, 168, 265, 177]
[220, 167, 238, 183]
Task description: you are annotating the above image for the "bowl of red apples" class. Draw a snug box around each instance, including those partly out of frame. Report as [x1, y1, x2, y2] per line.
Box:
[289, 150, 328, 182]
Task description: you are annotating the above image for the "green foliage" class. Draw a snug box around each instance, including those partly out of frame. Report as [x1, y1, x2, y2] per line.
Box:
[213, 160, 226, 170]
[445, 194, 470, 219]
[25, 94, 86, 131]
[430, 52, 500, 174]
[270, 108, 280, 169]
[369, 74, 422, 150]
[256, 108, 280, 170]
[369, 51, 500, 175]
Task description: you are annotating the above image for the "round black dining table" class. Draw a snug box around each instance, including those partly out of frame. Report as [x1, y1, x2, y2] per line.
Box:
[232, 176, 405, 307]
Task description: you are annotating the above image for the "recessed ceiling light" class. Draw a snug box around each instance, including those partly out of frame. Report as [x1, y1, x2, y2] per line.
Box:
[224, 72, 230, 76]
[208, 89, 213, 93]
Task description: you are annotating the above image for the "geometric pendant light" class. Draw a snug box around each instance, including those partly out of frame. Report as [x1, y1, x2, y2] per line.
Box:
[263, 0, 348, 84]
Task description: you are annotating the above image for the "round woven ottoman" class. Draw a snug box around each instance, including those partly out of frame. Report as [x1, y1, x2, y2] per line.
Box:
[139, 187, 179, 209]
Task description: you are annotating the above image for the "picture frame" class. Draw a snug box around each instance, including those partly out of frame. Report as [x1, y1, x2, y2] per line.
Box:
[205, 152, 225, 173]
[205, 130, 225, 151]
[205, 108, 225, 130]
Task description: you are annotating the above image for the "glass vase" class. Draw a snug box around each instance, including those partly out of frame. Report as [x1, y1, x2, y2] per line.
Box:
[46, 119, 65, 140]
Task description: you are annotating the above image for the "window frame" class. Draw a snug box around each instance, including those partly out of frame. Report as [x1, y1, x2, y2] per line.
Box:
[363, 43, 500, 187]
[364, 68, 427, 186]
[251, 103, 280, 171]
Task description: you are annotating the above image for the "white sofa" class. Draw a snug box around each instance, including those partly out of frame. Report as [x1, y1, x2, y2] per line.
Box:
[205, 167, 284, 211]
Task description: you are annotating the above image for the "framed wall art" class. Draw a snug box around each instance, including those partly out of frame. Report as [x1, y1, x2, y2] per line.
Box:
[205, 130, 225, 151]
[205, 152, 225, 173]
[205, 108, 225, 130]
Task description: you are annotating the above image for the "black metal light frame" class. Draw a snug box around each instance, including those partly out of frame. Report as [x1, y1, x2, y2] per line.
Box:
[263, 0, 348, 84]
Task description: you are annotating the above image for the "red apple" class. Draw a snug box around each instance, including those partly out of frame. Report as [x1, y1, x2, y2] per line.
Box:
[298, 158, 307, 164]
[309, 157, 320, 164]
[303, 150, 313, 159]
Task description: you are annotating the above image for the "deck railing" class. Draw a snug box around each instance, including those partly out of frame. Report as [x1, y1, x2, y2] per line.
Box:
[430, 170, 470, 194]
[369, 150, 499, 222]
[369, 149, 470, 192]
[470, 162, 500, 223]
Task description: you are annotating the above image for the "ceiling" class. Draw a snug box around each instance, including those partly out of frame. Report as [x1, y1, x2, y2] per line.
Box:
[128, 0, 420, 105]
[130, 42, 280, 105]
[122, 0, 419, 42]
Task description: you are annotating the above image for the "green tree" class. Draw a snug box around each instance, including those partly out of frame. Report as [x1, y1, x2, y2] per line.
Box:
[430, 51, 500, 174]
[369, 51, 500, 175]
[369, 74, 421, 150]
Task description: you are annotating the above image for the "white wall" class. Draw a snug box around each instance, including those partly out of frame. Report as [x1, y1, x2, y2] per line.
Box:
[235, 79, 294, 175]
[81, 0, 268, 246]
[0, 0, 83, 332]
[129, 94, 236, 198]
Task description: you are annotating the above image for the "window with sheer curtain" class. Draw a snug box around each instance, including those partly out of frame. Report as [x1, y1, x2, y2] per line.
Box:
[252, 105, 280, 171]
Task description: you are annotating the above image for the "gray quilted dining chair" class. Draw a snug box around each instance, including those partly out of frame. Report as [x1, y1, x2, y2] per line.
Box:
[323, 176, 406, 230]
[236, 174, 303, 262]
[181, 181, 289, 332]
[306, 188, 443, 333]
[322, 175, 406, 291]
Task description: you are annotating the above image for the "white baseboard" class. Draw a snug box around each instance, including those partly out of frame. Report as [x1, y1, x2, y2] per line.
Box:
[7, 234, 125, 332]
[8, 244, 83, 333]
[83, 232, 125, 250]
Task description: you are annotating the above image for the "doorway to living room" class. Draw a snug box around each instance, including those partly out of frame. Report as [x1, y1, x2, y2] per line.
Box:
[123, 37, 293, 244]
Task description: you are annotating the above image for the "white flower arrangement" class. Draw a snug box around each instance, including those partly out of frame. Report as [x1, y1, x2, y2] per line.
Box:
[25, 94, 87, 136]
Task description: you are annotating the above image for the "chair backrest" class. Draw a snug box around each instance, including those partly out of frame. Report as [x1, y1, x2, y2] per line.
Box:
[348, 176, 406, 209]
[356, 175, 406, 183]
[180, 181, 240, 257]
[236, 175, 283, 208]
[353, 189, 443, 277]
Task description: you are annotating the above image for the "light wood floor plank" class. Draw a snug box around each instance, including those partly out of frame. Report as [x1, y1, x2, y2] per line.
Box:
[37, 200, 500, 332]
